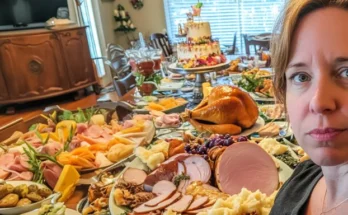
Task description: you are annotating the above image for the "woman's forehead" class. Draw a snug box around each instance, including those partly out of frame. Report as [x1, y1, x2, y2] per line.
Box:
[289, 7, 348, 64]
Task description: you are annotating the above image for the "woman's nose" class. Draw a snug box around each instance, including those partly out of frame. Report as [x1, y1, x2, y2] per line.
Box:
[309, 76, 338, 115]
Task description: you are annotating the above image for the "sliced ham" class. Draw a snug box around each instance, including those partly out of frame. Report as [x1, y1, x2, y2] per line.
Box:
[84, 125, 104, 138]
[144, 161, 178, 191]
[215, 142, 279, 196]
[5, 169, 33, 181]
[41, 160, 62, 189]
[144, 189, 176, 207]
[177, 179, 190, 193]
[134, 192, 181, 214]
[162, 153, 190, 165]
[123, 168, 148, 185]
[0, 153, 15, 167]
[184, 156, 211, 184]
[152, 181, 177, 196]
[167, 195, 193, 212]
[177, 162, 186, 175]
[76, 123, 88, 134]
[40, 141, 62, 156]
[0, 168, 10, 179]
[185, 206, 212, 214]
[186, 196, 209, 211]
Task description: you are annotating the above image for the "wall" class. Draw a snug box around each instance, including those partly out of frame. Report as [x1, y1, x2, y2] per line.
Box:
[100, 0, 167, 48]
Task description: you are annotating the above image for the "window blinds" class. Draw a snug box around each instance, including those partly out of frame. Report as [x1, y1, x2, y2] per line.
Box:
[163, 0, 284, 54]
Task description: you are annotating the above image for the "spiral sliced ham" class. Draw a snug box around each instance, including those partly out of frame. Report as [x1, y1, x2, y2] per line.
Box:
[215, 142, 279, 196]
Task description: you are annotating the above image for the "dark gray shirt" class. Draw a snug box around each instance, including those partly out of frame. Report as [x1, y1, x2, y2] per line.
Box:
[270, 160, 323, 215]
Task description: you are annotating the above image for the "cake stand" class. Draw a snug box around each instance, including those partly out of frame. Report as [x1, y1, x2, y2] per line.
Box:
[168, 62, 230, 103]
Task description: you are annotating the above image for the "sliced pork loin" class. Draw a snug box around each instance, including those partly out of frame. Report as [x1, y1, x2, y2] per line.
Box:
[145, 189, 176, 207]
[123, 168, 148, 185]
[215, 142, 279, 196]
[152, 180, 177, 196]
[134, 192, 182, 214]
[143, 161, 178, 192]
[166, 195, 194, 212]
[186, 196, 209, 211]
[184, 156, 211, 184]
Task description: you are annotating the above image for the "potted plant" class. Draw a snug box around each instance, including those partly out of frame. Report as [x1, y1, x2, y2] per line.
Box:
[134, 71, 162, 96]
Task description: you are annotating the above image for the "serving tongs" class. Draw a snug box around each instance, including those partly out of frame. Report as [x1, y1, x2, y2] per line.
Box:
[77, 154, 136, 186]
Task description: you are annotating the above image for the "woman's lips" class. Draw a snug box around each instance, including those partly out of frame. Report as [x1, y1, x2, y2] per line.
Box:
[307, 128, 347, 142]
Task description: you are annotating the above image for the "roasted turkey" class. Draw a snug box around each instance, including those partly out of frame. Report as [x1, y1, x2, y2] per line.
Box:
[182, 86, 259, 135]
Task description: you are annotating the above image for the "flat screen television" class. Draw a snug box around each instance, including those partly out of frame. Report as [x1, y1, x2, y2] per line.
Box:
[0, 0, 68, 31]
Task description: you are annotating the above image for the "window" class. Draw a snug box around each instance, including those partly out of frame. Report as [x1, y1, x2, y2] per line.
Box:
[78, 0, 106, 77]
[164, 0, 284, 54]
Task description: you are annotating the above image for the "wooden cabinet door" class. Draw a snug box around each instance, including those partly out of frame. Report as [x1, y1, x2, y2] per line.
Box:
[58, 28, 96, 87]
[0, 68, 8, 101]
[0, 34, 68, 100]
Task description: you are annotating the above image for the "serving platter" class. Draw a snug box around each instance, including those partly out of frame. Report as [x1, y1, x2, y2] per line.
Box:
[23, 208, 81, 215]
[0, 181, 58, 215]
[168, 61, 230, 73]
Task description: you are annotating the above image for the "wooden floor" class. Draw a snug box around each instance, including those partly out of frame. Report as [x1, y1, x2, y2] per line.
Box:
[0, 91, 120, 126]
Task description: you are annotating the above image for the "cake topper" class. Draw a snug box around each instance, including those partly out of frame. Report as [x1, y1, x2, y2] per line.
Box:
[192, 1, 203, 17]
[186, 0, 203, 22]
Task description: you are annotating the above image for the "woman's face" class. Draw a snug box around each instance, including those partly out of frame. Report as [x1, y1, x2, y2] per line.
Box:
[286, 7, 348, 166]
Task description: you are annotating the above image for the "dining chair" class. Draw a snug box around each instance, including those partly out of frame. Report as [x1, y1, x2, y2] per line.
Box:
[104, 43, 131, 79]
[150, 33, 173, 57]
[243, 33, 271, 55]
[225, 32, 237, 55]
[113, 72, 136, 97]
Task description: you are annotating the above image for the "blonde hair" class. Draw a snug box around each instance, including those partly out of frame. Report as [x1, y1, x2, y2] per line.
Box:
[271, 0, 348, 104]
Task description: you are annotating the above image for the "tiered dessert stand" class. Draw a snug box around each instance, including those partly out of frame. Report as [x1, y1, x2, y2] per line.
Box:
[168, 62, 229, 103]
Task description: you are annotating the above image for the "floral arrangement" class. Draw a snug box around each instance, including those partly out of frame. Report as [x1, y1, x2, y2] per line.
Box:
[178, 53, 227, 69]
[130, 0, 144, 10]
[114, 4, 136, 32]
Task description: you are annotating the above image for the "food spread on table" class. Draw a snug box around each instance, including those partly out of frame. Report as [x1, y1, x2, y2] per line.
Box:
[237, 68, 275, 98]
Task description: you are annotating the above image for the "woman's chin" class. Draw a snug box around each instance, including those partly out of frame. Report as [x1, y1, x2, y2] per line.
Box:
[310, 147, 348, 166]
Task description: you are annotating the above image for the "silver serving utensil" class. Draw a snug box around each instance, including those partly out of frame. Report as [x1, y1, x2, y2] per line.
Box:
[77, 154, 136, 185]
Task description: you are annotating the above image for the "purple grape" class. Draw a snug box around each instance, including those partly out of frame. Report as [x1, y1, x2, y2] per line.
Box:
[198, 146, 207, 154]
[204, 141, 210, 148]
[191, 148, 197, 154]
[184, 144, 191, 152]
[223, 139, 233, 146]
[203, 154, 208, 160]
[224, 134, 231, 139]
[216, 139, 223, 146]
[237, 136, 248, 142]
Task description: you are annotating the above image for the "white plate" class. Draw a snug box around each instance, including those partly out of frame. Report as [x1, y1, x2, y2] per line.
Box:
[181, 87, 194, 92]
[249, 92, 275, 102]
[239, 117, 265, 136]
[275, 157, 294, 184]
[157, 82, 184, 91]
[22, 208, 81, 215]
[169, 61, 229, 72]
[259, 104, 285, 120]
[0, 181, 56, 215]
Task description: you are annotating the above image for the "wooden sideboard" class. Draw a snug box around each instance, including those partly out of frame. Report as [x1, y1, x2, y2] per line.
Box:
[0, 26, 98, 105]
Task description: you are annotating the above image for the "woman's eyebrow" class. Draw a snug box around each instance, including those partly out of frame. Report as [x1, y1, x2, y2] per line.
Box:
[287, 62, 306, 69]
[335, 57, 348, 64]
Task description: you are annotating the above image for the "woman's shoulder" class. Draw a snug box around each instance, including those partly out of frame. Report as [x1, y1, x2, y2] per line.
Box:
[270, 160, 322, 215]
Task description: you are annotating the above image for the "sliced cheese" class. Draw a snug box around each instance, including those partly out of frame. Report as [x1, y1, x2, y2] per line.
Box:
[54, 165, 80, 202]
[202, 82, 212, 98]
[258, 138, 288, 155]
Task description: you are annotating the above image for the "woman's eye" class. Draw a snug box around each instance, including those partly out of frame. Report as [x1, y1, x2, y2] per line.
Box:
[339, 68, 348, 78]
[291, 73, 311, 83]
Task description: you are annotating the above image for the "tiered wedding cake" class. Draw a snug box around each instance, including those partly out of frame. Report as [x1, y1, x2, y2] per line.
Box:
[176, 3, 226, 68]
